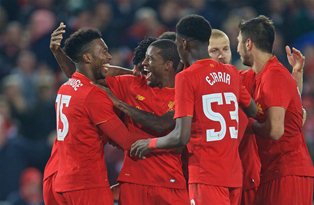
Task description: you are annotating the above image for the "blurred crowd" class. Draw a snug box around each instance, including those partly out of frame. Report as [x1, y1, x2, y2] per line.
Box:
[0, 0, 313, 204]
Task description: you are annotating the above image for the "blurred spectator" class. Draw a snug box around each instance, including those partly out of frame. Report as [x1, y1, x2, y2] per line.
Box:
[28, 9, 58, 71]
[0, 22, 24, 80]
[6, 167, 44, 205]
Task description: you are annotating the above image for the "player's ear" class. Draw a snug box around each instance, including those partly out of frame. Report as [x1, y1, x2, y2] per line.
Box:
[82, 53, 92, 64]
[246, 38, 253, 51]
[164, 60, 173, 71]
[182, 38, 189, 51]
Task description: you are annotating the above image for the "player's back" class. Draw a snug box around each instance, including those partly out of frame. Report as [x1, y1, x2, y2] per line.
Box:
[54, 72, 111, 192]
[177, 59, 242, 187]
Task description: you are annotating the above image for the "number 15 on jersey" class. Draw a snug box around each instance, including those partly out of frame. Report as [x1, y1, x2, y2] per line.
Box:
[56, 94, 71, 141]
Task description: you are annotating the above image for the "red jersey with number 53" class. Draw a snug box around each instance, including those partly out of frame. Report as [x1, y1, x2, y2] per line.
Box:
[174, 59, 246, 187]
[54, 72, 123, 192]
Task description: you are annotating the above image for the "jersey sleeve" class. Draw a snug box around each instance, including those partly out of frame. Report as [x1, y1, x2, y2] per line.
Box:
[174, 72, 194, 119]
[106, 75, 138, 100]
[262, 70, 292, 109]
[239, 85, 252, 108]
[85, 87, 116, 125]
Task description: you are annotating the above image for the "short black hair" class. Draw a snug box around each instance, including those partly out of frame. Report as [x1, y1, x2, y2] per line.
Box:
[132, 37, 157, 65]
[150, 39, 180, 72]
[63, 28, 102, 63]
[158, 31, 176, 41]
[176, 14, 212, 43]
[239, 15, 275, 53]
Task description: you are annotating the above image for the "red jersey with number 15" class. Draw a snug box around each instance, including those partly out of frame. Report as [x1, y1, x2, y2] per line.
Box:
[54, 72, 128, 192]
[174, 59, 247, 187]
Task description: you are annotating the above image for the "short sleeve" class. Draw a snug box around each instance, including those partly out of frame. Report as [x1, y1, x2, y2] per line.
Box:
[85, 87, 116, 125]
[262, 70, 292, 109]
[239, 85, 252, 108]
[174, 72, 194, 119]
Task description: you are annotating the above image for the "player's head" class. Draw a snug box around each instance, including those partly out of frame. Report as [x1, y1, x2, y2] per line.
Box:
[175, 14, 212, 66]
[237, 15, 275, 66]
[132, 37, 157, 75]
[158, 31, 176, 41]
[208, 29, 231, 64]
[63, 28, 112, 80]
[142, 39, 180, 87]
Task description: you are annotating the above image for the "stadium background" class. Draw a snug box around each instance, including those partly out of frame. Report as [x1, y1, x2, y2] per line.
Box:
[0, 0, 313, 204]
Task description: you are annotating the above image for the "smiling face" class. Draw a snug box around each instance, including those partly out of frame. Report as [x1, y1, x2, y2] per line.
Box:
[89, 38, 112, 80]
[141, 45, 167, 87]
[208, 35, 232, 64]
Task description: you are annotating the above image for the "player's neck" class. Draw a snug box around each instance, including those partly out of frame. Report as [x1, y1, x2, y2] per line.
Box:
[160, 76, 175, 88]
[189, 47, 210, 65]
[252, 50, 273, 74]
[77, 65, 96, 82]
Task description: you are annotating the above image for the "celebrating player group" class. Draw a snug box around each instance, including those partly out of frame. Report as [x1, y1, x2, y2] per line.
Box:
[43, 13, 313, 205]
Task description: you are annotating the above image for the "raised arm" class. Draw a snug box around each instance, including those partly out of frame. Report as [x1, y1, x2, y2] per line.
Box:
[285, 45, 305, 94]
[51, 23, 134, 78]
[50, 22, 76, 77]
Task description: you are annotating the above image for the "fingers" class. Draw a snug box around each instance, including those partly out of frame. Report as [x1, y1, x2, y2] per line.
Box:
[50, 22, 66, 50]
[285, 45, 292, 56]
[292, 47, 305, 60]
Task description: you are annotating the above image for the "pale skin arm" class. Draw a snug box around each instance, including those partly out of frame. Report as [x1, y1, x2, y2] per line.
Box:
[285, 45, 305, 94]
[130, 117, 192, 158]
[285, 45, 307, 125]
[252, 107, 285, 140]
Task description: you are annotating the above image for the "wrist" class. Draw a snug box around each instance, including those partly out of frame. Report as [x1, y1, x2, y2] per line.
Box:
[247, 118, 256, 135]
[148, 138, 158, 149]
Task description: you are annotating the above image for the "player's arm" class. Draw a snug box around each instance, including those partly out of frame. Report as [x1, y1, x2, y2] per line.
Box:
[50, 22, 76, 78]
[285, 45, 305, 94]
[50, 23, 134, 78]
[239, 84, 257, 118]
[130, 117, 192, 158]
[243, 98, 257, 118]
[117, 102, 175, 133]
[100, 85, 175, 133]
[97, 116, 136, 150]
[251, 107, 285, 140]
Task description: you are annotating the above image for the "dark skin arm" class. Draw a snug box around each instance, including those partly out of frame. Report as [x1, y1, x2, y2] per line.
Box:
[243, 99, 257, 118]
[103, 86, 175, 133]
[130, 117, 192, 158]
[50, 22, 133, 78]
[50, 22, 76, 77]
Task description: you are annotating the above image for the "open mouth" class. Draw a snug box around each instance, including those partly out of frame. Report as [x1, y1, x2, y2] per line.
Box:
[144, 68, 152, 82]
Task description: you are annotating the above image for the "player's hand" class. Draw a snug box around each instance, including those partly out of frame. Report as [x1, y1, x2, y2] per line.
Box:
[285, 45, 305, 75]
[110, 183, 120, 201]
[130, 139, 151, 158]
[50, 22, 66, 53]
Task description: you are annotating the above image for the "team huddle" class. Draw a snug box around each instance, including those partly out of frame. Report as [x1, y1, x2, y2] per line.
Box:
[43, 14, 314, 205]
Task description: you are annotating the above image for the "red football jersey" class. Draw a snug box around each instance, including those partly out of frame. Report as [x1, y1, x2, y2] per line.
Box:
[253, 56, 314, 183]
[174, 59, 243, 187]
[54, 72, 132, 192]
[238, 68, 261, 190]
[43, 140, 58, 181]
[106, 75, 186, 189]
